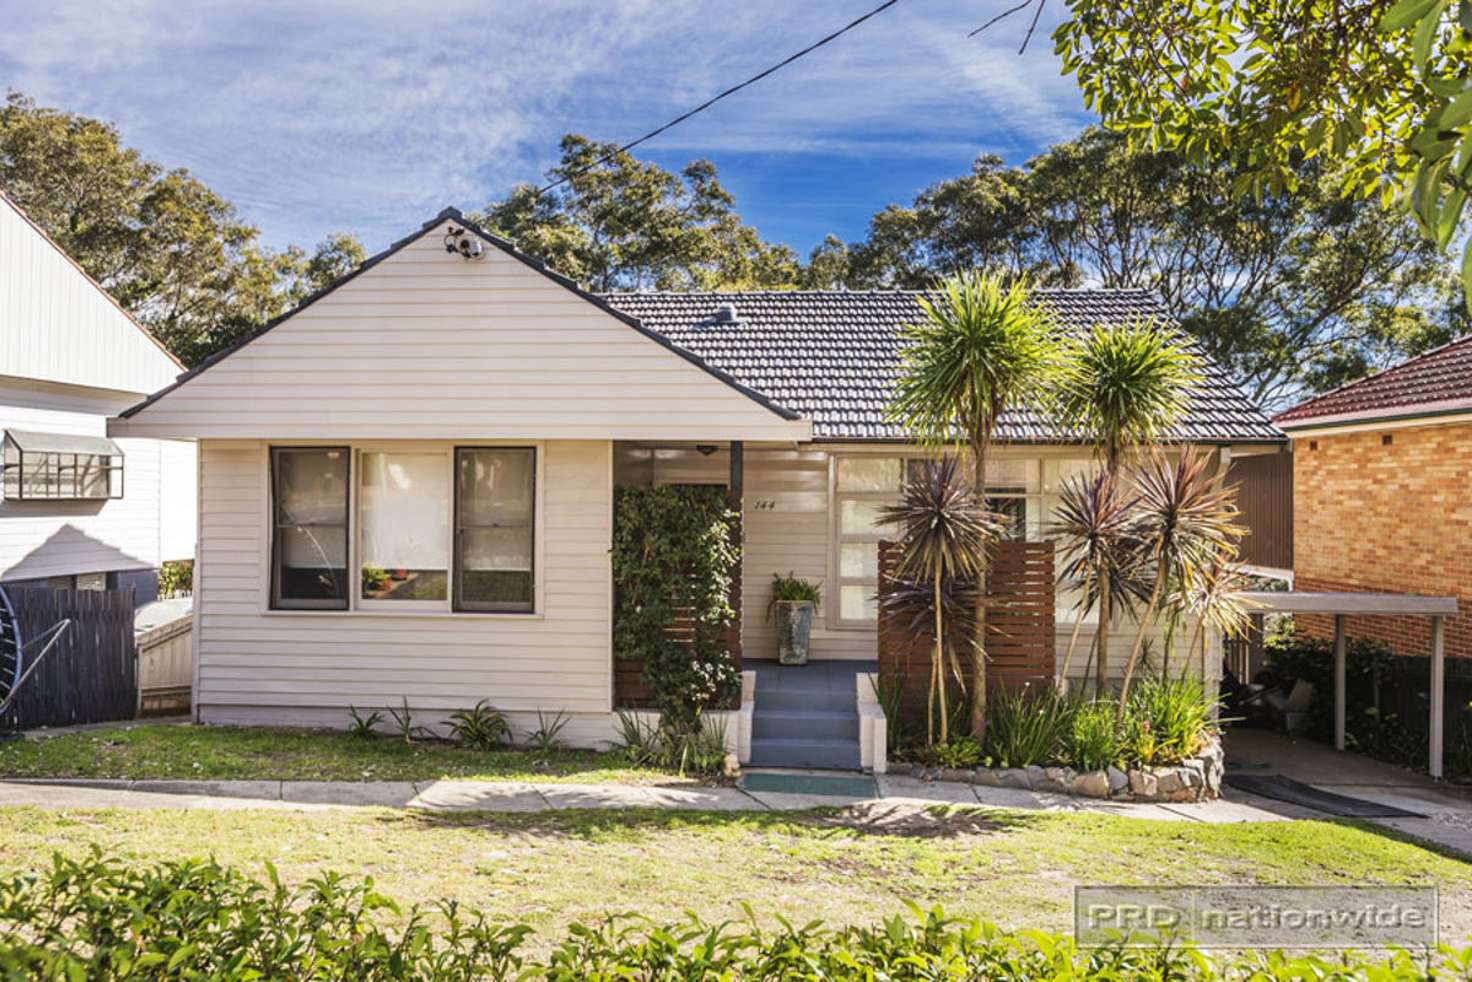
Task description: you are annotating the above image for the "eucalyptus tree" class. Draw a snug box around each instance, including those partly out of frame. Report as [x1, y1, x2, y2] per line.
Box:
[878, 457, 1000, 746]
[1055, 320, 1200, 693]
[886, 271, 1061, 731]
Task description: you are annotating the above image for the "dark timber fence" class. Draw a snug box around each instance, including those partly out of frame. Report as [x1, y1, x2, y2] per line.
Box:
[878, 539, 1056, 716]
[2, 588, 136, 730]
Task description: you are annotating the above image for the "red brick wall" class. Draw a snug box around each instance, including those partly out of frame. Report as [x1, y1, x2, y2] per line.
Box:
[1293, 421, 1472, 660]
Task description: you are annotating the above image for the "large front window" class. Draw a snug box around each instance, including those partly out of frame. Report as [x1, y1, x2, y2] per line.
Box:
[269, 444, 537, 614]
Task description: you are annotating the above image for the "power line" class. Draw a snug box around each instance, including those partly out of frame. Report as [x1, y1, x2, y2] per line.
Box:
[536, 0, 905, 197]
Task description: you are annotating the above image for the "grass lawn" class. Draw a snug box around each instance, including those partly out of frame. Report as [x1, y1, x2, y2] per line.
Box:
[0, 804, 1467, 944]
[0, 723, 686, 785]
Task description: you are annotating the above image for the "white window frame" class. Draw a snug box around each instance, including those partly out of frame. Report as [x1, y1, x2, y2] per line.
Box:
[827, 451, 1052, 631]
[261, 440, 544, 618]
[355, 446, 454, 613]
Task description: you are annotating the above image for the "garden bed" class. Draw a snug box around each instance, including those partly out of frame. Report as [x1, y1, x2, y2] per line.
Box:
[903, 734, 1225, 803]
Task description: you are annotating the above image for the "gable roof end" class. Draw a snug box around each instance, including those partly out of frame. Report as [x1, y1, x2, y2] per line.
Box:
[117, 207, 801, 423]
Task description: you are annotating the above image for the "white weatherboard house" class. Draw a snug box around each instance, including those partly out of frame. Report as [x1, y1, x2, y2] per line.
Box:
[1, 194, 195, 603]
[110, 209, 1283, 766]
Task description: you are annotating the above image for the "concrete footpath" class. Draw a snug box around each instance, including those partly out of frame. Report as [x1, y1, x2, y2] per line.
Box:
[0, 771, 1468, 852]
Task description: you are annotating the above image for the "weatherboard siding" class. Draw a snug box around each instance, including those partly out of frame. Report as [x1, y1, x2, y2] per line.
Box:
[111, 221, 807, 443]
[193, 439, 615, 733]
[0, 377, 195, 581]
[0, 196, 181, 396]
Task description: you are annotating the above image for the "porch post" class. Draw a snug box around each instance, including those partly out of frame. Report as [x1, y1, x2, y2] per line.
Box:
[727, 441, 743, 509]
[1431, 614, 1446, 780]
[1333, 614, 1346, 752]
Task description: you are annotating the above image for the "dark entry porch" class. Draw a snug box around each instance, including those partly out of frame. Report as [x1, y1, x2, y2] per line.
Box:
[748, 659, 876, 769]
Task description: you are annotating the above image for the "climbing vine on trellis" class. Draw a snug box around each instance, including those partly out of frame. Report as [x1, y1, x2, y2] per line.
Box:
[611, 485, 741, 733]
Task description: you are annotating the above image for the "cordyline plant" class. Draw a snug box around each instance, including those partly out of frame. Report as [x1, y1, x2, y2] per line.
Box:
[1055, 319, 1200, 693]
[1117, 450, 1245, 712]
[1050, 469, 1150, 691]
[886, 271, 1061, 731]
[878, 457, 1004, 746]
[1167, 546, 1255, 680]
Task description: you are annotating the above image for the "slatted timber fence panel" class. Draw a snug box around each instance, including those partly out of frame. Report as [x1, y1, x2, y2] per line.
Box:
[878, 539, 1055, 715]
[614, 552, 742, 710]
[2, 587, 137, 730]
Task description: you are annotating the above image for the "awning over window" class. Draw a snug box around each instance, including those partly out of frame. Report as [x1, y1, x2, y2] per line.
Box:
[4, 430, 123, 457]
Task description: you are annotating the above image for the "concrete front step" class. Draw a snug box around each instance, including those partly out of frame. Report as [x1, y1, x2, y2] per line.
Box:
[752, 708, 859, 742]
[748, 737, 862, 770]
[755, 687, 857, 713]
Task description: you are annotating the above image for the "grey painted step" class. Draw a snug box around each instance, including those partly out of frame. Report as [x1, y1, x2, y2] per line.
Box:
[748, 737, 862, 770]
[756, 687, 856, 713]
[752, 708, 858, 742]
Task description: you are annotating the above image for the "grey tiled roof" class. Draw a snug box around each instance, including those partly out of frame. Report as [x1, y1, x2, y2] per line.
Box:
[602, 289, 1283, 443]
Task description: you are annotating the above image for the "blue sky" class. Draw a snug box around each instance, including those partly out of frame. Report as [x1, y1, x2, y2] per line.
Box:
[0, 1, 1092, 257]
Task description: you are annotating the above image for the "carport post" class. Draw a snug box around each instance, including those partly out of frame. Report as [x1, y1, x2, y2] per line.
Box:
[1431, 615, 1446, 780]
[1333, 615, 1346, 752]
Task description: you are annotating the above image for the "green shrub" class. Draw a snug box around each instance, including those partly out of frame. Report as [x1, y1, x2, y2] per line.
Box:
[157, 558, 193, 598]
[1065, 699, 1119, 772]
[1123, 676, 1217, 767]
[527, 709, 570, 751]
[924, 733, 983, 769]
[346, 705, 384, 739]
[983, 685, 1071, 768]
[0, 852, 1457, 979]
[611, 710, 729, 778]
[446, 699, 511, 751]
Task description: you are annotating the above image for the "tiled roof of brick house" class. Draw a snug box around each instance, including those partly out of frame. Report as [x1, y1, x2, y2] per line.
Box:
[603, 289, 1283, 443]
[1274, 335, 1472, 429]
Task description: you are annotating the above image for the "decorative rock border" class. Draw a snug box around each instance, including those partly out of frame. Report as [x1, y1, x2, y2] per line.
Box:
[904, 736, 1224, 803]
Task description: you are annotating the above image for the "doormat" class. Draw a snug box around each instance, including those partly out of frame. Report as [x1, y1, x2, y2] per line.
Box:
[741, 772, 877, 798]
[1225, 774, 1426, 818]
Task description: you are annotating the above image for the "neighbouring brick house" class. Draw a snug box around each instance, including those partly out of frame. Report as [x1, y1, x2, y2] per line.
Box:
[1274, 336, 1472, 663]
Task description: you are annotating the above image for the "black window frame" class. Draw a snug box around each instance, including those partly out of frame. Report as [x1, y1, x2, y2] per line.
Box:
[453, 446, 536, 614]
[270, 446, 351, 611]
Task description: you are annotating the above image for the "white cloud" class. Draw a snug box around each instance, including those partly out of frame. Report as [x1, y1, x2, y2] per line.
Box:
[0, 0, 1092, 251]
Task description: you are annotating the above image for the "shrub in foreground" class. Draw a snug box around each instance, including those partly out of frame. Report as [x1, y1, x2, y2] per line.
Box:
[0, 852, 1459, 980]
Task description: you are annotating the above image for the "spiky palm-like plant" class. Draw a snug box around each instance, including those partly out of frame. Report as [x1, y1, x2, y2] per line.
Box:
[1117, 450, 1244, 709]
[1169, 547, 1254, 680]
[1050, 469, 1150, 689]
[885, 271, 1061, 732]
[878, 457, 1003, 746]
[1056, 318, 1200, 693]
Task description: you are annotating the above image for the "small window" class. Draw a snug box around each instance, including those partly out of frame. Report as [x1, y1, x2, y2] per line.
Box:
[2, 430, 123, 500]
[271, 447, 350, 610]
[455, 448, 535, 613]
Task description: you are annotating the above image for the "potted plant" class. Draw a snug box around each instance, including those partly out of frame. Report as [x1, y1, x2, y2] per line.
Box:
[768, 572, 821, 666]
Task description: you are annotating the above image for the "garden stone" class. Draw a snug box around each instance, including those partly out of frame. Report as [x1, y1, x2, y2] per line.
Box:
[1128, 769, 1158, 798]
[996, 768, 1032, 789]
[939, 768, 974, 785]
[1074, 771, 1110, 799]
[973, 768, 1000, 788]
[1169, 788, 1198, 803]
[1106, 766, 1129, 794]
[1024, 765, 1047, 789]
[1042, 767, 1074, 792]
[1155, 769, 1185, 795]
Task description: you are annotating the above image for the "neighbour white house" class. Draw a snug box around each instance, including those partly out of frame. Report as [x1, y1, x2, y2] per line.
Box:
[109, 208, 1283, 764]
[0, 194, 195, 603]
